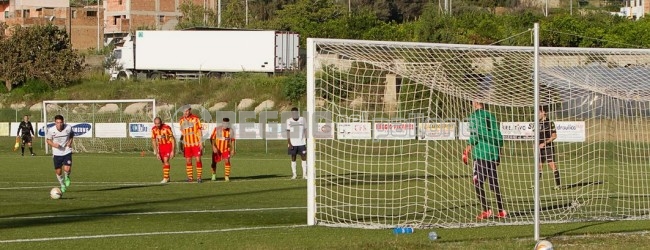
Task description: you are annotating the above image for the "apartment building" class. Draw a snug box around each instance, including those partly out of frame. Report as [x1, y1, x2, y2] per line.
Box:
[0, 0, 104, 50]
[104, 0, 212, 44]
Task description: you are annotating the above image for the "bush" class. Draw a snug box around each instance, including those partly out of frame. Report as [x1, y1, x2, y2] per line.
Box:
[283, 73, 307, 102]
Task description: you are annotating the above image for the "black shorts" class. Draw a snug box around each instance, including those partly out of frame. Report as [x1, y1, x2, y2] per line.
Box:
[21, 135, 32, 144]
[473, 159, 498, 185]
[540, 146, 556, 163]
[53, 153, 73, 169]
[288, 145, 307, 156]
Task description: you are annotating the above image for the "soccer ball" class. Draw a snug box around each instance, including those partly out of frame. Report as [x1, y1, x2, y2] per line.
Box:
[50, 187, 62, 199]
[535, 240, 554, 250]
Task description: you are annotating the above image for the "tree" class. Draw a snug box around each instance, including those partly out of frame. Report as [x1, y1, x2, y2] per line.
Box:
[176, 1, 217, 29]
[222, 0, 247, 28]
[0, 24, 84, 91]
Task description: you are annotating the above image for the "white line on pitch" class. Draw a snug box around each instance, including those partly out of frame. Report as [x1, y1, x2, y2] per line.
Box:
[0, 206, 306, 221]
[0, 224, 309, 244]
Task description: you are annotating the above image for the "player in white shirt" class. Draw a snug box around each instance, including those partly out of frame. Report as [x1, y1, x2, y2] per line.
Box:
[46, 115, 74, 193]
[286, 107, 307, 179]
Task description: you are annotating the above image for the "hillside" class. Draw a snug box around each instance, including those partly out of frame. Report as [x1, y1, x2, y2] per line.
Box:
[0, 72, 304, 122]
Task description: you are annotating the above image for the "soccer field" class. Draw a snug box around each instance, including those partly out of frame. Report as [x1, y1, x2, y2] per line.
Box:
[1, 139, 650, 249]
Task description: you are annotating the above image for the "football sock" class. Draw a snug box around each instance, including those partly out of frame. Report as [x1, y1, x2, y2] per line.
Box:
[211, 161, 217, 174]
[554, 170, 561, 186]
[56, 174, 64, 186]
[186, 165, 193, 180]
[163, 164, 170, 179]
[225, 162, 231, 177]
[291, 161, 297, 176]
[301, 160, 307, 177]
[196, 162, 203, 179]
[29, 146, 33, 154]
[21, 147, 24, 154]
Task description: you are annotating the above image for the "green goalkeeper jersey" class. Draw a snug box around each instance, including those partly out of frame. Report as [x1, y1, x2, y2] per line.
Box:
[468, 108, 503, 161]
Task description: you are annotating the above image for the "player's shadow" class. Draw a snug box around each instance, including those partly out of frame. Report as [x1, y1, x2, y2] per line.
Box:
[562, 180, 604, 190]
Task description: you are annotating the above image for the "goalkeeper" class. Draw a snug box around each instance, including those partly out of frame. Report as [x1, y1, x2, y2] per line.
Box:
[538, 106, 561, 190]
[463, 99, 506, 220]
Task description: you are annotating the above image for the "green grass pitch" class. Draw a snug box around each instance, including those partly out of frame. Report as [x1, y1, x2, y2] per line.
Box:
[1, 138, 650, 249]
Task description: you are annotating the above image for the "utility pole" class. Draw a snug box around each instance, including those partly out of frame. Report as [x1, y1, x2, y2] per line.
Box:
[97, 0, 101, 52]
[217, 0, 221, 28]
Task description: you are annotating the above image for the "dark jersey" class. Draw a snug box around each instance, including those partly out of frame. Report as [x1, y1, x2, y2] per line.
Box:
[539, 118, 556, 147]
[18, 121, 34, 137]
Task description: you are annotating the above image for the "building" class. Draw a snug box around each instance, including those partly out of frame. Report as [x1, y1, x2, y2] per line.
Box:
[0, 0, 104, 50]
[612, 0, 647, 19]
[103, 0, 212, 45]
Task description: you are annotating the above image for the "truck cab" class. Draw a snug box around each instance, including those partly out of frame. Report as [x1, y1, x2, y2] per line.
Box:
[108, 34, 135, 80]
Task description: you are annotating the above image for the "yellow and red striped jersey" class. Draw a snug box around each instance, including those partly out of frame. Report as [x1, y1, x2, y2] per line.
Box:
[211, 126, 234, 152]
[151, 124, 174, 145]
[179, 114, 202, 147]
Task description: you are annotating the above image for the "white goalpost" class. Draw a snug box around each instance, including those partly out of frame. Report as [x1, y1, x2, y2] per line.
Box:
[42, 99, 156, 154]
[306, 24, 650, 234]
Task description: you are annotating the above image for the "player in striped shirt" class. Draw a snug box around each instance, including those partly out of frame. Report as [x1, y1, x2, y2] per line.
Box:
[210, 117, 236, 182]
[179, 106, 204, 183]
[152, 117, 175, 183]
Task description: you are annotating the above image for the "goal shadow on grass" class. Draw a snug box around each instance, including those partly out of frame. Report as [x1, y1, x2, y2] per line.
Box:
[320, 173, 472, 185]
[561, 180, 605, 190]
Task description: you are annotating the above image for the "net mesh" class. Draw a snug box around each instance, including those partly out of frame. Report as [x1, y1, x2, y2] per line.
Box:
[43, 100, 156, 153]
[310, 38, 650, 228]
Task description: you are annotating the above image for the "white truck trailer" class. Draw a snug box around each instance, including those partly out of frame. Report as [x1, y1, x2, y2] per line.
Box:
[109, 30, 300, 80]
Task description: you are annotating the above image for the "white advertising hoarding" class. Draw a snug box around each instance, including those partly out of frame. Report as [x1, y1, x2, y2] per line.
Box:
[373, 122, 416, 140]
[418, 122, 456, 140]
[129, 123, 153, 138]
[337, 122, 372, 139]
[234, 123, 263, 140]
[314, 123, 334, 139]
[460, 121, 586, 142]
[95, 123, 127, 138]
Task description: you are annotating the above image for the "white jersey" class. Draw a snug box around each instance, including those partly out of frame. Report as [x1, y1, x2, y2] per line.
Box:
[286, 117, 306, 146]
[46, 124, 74, 156]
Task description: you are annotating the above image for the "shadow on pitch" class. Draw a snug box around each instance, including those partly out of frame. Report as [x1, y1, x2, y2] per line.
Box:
[0, 186, 304, 229]
[562, 180, 605, 190]
[547, 220, 613, 239]
[0, 208, 147, 230]
[82, 184, 161, 192]
[321, 173, 472, 185]
[508, 202, 577, 218]
[227, 174, 283, 181]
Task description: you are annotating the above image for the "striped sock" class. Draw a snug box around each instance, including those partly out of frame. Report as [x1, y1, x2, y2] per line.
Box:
[163, 164, 170, 179]
[186, 165, 193, 180]
[225, 162, 231, 177]
[197, 162, 203, 179]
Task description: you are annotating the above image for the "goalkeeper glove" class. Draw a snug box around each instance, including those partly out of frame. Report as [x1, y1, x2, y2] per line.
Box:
[13, 137, 20, 151]
[462, 149, 470, 165]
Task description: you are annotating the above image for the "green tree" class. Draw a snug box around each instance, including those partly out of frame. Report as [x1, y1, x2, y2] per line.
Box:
[176, 1, 217, 29]
[222, 0, 246, 28]
[0, 24, 84, 91]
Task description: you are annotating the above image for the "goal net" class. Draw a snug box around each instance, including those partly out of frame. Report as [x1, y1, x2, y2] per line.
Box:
[306, 38, 650, 228]
[42, 99, 156, 154]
